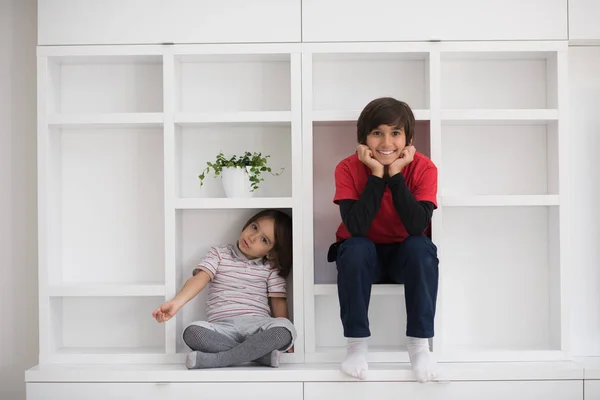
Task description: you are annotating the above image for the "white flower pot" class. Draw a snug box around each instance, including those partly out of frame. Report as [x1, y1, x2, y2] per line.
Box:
[221, 166, 254, 198]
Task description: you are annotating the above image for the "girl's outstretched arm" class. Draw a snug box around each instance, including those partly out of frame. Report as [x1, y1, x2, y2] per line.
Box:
[174, 270, 211, 305]
[152, 270, 211, 323]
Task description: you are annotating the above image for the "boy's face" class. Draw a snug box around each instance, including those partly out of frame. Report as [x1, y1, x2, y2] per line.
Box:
[238, 217, 275, 260]
[365, 124, 408, 166]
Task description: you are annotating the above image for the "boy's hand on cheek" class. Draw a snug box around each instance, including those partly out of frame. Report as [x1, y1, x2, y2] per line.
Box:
[389, 145, 416, 176]
[357, 144, 384, 177]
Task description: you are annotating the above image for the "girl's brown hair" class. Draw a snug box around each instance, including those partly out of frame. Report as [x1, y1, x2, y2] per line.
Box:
[242, 209, 293, 278]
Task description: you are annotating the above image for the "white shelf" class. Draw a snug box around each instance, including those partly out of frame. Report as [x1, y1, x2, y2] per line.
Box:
[177, 53, 291, 114]
[441, 195, 560, 207]
[576, 357, 600, 380]
[24, 361, 584, 383]
[311, 51, 430, 111]
[49, 347, 174, 364]
[441, 123, 558, 196]
[310, 347, 409, 363]
[175, 197, 294, 210]
[175, 111, 292, 125]
[48, 113, 164, 127]
[47, 56, 163, 114]
[56, 346, 164, 355]
[48, 284, 165, 297]
[438, 348, 569, 363]
[177, 123, 292, 199]
[442, 206, 562, 354]
[441, 109, 558, 123]
[314, 284, 404, 296]
[312, 109, 431, 122]
[440, 54, 557, 110]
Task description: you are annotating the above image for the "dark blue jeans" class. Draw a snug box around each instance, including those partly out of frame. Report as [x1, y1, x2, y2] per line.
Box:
[335, 236, 439, 339]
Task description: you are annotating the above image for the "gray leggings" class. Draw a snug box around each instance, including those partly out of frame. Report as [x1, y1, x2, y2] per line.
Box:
[183, 324, 292, 368]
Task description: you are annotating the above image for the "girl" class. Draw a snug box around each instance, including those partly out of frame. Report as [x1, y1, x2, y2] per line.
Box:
[152, 209, 296, 369]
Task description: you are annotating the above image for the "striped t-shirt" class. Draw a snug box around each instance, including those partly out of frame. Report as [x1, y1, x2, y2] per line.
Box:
[193, 244, 287, 322]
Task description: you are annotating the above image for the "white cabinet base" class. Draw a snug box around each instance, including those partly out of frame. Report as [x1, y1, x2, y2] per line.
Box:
[25, 362, 587, 400]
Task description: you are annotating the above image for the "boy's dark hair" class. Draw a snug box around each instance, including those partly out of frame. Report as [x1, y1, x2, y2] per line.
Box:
[242, 209, 293, 278]
[356, 97, 415, 145]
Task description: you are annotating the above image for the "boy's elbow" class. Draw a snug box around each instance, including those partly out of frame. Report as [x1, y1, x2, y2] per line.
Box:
[405, 223, 428, 236]
[348, 229, 368, 237]
[407, 226, 423, 235]
[344, 221, 369, 237]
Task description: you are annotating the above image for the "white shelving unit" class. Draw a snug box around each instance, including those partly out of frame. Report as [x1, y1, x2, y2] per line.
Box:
[36, 40, 569, 366]
[302, 43, 432, 363]
[302, 41, 570, 363]
[37, 44, 304, 364]
[37, 47, 167, 363]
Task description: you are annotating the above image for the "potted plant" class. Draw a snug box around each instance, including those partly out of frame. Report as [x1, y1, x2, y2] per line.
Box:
[198, 151, 284, 198]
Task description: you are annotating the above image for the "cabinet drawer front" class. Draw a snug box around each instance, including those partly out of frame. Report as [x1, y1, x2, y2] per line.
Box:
[305, 381, 582, 400]
[585, 380, 600, 400]
[27, 383, 168, 400]
[168, 382, 303, 399]
[28, 382, 303, 400]
[302, 0, 567, 42]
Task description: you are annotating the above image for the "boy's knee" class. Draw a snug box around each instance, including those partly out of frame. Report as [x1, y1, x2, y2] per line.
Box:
[403, 236, 436, 256]
[336, 237, 377, 274]
[402, 237, 438, 273]
[338, 237, 376, 259]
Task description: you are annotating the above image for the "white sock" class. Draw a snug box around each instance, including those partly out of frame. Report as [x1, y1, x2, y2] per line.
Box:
[341, 337, 368, 380]
[407, 337, 437, 383]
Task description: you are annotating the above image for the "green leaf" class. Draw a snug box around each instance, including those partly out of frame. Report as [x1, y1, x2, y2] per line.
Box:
[198, 150, 285, 192]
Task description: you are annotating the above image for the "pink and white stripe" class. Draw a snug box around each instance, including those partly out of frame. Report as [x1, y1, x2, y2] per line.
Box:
[194, 244, 287, 322]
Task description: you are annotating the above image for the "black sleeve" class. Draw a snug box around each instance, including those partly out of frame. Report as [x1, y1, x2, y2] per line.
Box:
[337, 175, 386, 237]
[387, 173, 435, 236]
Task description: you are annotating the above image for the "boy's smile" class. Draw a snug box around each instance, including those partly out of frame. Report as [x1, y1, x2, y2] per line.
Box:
[366, 124, 407, 166]
[376, 149, 398, 159]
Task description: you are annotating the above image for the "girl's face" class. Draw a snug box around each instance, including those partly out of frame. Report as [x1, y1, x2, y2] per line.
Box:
[238, 217, 276, 260]
[365, 124, 408, 166]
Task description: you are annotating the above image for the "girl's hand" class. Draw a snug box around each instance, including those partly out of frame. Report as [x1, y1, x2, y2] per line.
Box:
[287, 345, 295, 353]
[152, 300, 180, 323]
[357, 144, 384, 177]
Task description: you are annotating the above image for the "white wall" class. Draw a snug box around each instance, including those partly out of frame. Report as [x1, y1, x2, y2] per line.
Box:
[0, 1, 39, 400]
[569, 46, 600, 356]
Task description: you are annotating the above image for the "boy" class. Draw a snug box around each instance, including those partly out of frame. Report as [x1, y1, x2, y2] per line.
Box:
[329, 97, 439, 382]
